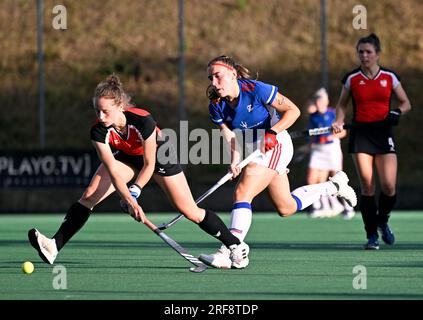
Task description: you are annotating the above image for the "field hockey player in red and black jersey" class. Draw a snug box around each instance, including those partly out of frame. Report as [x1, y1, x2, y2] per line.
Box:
[332, 33, 412, 250]
[28, 74, 249, 268]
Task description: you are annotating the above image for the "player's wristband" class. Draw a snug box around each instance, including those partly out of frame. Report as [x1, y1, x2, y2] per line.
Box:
[129, 184, 142, 199]
[386, 108, 402, 126]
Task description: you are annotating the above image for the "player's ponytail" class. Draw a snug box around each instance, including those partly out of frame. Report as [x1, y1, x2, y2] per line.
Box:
[105, 74, 122, 88]
[234, 63, 254, 80]
[93, 73, 131, 108]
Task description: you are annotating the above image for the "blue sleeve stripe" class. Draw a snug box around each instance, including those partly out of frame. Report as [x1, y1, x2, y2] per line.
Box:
[265, 85, 277, 104]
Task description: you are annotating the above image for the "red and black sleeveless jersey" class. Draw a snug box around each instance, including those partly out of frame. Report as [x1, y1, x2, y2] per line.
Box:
[90, 107, 158, 156]
[342, 67, 400, 123]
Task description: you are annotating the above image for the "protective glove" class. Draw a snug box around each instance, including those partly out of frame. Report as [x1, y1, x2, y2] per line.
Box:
[120, 184, 142, 213]
[264, 129, 278, 152]
[385, 108, 402, 126]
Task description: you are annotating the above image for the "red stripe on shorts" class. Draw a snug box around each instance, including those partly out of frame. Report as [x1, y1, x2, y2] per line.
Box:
[269, 144, 282, 170]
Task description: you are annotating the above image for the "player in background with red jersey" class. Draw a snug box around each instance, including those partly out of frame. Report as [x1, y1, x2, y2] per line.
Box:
[332, 33, 411, 250]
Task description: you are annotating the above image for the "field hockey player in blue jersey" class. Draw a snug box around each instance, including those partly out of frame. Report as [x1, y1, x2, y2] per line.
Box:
[306, 88, 354, 219]
[198, 56, 358, 269]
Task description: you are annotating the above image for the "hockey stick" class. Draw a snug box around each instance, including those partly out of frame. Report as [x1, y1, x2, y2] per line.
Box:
[157, 149, 263, 231]
[292, 143, 310, 163]
[157, 122, 359, 231]
[288, 120, 394, 139]
[289, 124, 352, 139]
[141, 216, 208, 273]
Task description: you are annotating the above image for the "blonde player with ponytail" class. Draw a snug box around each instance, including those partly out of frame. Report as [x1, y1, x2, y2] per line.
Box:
[28, 74, 249, 268]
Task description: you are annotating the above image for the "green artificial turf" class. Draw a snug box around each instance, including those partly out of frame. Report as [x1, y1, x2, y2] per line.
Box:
[1, 212, 422, 300]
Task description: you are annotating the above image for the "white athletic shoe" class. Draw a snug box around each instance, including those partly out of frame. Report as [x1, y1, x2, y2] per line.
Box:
[329, 197, 345, 217]
[329, 171, 358, 208]
[199, 245, 231, 269]
[309, 209, 332, 218]
[28, 228, 58, 264]
[229, 242, 250, 269]
[309, 210, 324, 218]
[199, 242, 250, 269]
[342, 209, 356, 220]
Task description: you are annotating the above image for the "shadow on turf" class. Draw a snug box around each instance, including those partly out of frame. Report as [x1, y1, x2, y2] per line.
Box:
[78, 240, 423, 251]
[3, 239, 423, 251]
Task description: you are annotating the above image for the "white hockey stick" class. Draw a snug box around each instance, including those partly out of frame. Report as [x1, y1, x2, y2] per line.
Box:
[157, 149, 262, 230]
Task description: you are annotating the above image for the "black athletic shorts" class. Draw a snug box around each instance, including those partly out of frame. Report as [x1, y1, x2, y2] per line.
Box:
[114, 148, 183, 177]
[348, 124, 396, 154]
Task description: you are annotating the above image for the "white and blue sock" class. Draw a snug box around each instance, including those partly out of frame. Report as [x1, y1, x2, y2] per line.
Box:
[291, 182, 337, 211]
[229, 202, 252, 242]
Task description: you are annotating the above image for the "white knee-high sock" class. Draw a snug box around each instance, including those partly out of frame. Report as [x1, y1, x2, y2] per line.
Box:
[229, 202, 252, 242]
[291, 182, 337, 211]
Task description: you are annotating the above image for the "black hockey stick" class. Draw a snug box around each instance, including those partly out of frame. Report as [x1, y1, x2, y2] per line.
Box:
[142, 216, 207, 273]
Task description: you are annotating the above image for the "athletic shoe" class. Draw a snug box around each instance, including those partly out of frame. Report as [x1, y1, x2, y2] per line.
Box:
[229, 242, 250, 269]
[308, 210, 327, 218]
[309, 209, 332, 218]
[199, 245, 231, 269]
[378, 223, 395, 245]
[329, 197, 345, 217]
[342, 209, 356, 220]
[329, 171, 358, 207]
[28, 228, 58, 264]
[364, 235, 380, 250]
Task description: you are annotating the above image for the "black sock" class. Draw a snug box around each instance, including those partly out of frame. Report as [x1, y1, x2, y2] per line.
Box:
[360, 195, 378, 239]
[378, 193, 396, 225]
[198, 210, 241, 248]
[53, 202, 91, 251]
